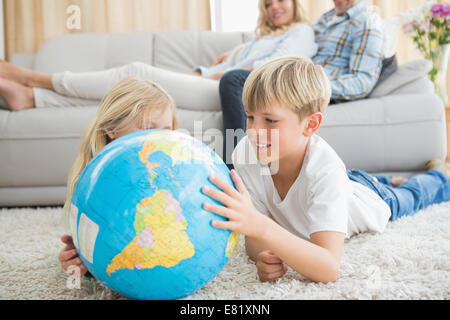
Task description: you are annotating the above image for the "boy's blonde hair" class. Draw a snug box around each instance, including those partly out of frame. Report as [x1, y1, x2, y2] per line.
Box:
[255, 0, 308, 39]
[243, 56, 331, 120]
[62, 77, 177, 221]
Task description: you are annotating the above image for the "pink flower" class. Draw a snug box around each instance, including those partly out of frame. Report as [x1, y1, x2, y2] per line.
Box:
[442, 3, 450, 16]
[402, 23, 414, 34]
[419, 22, 429, 32]
[431, 3, 443, 18]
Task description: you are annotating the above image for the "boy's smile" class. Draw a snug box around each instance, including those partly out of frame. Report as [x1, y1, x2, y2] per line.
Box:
[245, 102, 322, 178]
[246, 103, 305, 165]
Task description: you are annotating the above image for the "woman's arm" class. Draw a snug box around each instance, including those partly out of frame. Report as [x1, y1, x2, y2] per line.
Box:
[250, 24, 318, 70]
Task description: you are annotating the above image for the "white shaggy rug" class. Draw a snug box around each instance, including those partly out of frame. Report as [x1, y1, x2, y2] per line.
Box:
[0, 202, 449, 300]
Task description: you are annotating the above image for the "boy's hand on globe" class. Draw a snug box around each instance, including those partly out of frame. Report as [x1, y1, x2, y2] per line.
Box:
[256, 250, 288, 282]
[58, 235, 88, 276]
[202, 169, 271, 239]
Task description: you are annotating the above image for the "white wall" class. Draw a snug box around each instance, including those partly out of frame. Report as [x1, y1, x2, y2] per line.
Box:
[210, 0, 259, 32]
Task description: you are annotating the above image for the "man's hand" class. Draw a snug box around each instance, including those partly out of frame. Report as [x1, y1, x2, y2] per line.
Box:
[202, 169, 271, 239]
[256, 250, 288, 282]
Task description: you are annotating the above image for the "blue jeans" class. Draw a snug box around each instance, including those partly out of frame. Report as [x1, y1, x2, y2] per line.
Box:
[219, 69, 252, 169]
[347, 169, 450, 221]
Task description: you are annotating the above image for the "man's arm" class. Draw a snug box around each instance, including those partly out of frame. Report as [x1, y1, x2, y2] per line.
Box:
[330, 16, 385, 101]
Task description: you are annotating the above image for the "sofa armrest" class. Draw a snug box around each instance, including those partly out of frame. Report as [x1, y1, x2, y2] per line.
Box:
[10, 53, 35, 69]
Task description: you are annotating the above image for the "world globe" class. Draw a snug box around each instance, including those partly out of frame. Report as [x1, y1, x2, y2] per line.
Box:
[68, 129, 239, 300]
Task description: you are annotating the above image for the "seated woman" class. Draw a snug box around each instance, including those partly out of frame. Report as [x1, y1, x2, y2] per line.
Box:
[0, 0, 317, 112]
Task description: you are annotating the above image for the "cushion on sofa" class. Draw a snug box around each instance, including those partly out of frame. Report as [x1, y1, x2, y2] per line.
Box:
[369, 59, 433, 98]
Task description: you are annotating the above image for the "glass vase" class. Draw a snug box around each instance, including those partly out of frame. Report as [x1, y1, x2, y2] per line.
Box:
[429, 44, 449, 105]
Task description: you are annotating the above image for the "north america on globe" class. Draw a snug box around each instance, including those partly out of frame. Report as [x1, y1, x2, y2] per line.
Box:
[105, 131, 238, 276]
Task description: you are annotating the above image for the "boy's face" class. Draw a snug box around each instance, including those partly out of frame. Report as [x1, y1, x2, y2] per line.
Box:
[246, 103, 319, 166]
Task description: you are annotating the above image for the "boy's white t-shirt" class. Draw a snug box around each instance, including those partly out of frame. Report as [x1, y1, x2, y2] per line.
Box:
[231, 135, 391, 240]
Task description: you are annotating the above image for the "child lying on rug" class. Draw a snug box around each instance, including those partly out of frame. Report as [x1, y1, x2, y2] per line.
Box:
[58, 76, 177, 277]
[201, 56, 450, 283]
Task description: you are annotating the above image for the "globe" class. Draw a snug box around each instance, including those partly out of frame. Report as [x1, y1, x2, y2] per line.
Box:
[69, 129, 239, 300]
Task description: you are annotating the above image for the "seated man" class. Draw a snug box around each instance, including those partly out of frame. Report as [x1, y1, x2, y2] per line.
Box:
[220, 0, 385, 167]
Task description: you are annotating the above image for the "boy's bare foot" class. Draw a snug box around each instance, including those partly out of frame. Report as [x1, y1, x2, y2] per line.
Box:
[390, 176, 408, 187]
[0, 78, 35, 111]
[425, 159, 450, 177]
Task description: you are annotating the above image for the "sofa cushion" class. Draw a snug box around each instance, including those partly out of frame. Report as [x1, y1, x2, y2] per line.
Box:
[153, 31, 251, 73]
[373, 54, 399, 89]
[34, 32, 154, 73]
[319, 93, 446, 173]
[369, 59, 433, 98]
[0, 107, 97, 187]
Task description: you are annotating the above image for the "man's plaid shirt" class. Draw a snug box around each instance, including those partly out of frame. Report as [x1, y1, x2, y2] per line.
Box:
[312, 0, 385, 101]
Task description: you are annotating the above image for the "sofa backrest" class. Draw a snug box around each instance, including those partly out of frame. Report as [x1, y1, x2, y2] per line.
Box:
[30, 31, 253, 74]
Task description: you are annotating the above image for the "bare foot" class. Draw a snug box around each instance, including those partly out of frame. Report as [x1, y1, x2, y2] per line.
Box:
[0, 78, 35, 111]
[0, 60, 53, 89]
[0, 59, 32, 86]
[425, 159, 450, 177]
[390, 176, 408, 187]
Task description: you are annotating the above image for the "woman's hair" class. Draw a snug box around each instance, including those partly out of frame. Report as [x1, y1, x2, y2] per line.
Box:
[62, 77, 177, 220]
[254, 0, 307, 39]
[242, 56, 331, 120]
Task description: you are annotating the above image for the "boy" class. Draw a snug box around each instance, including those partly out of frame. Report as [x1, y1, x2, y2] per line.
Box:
[202, 57, 450, 283]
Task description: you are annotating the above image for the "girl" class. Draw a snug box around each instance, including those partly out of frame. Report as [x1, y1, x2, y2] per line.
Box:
[0, 0, 317, 112]
[59, 77, 177, 276]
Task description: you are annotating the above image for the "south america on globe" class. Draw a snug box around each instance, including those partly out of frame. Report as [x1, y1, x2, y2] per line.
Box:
[69, 129, 239, 299]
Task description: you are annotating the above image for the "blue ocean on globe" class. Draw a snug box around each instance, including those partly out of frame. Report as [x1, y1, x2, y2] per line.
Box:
[69, 129, 239, 300]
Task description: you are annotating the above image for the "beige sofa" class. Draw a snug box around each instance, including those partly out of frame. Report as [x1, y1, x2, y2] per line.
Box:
[0, 31, 447, 207]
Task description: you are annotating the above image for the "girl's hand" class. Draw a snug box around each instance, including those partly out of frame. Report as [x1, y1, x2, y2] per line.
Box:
[202, 169, 270, 239]
[256, 250, 288, 282]
[58, 235, 88, 276]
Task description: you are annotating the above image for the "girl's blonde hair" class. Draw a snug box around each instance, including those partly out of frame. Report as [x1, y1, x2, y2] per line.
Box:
[255, 0, 307, 39]
[243, 56, 331, 120]
[62, 77, 177, 220]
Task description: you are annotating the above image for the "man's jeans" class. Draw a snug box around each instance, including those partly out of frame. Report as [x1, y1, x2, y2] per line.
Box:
[219, 69, 252, 169]
[347, 169, 450, 221]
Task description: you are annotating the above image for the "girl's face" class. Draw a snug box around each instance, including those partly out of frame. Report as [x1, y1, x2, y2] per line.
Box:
[107, 107, 173, 141]
[264, 0, 296, 28]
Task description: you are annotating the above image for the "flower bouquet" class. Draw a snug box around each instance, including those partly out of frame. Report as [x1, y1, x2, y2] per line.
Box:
[401, 1, 450, 104]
